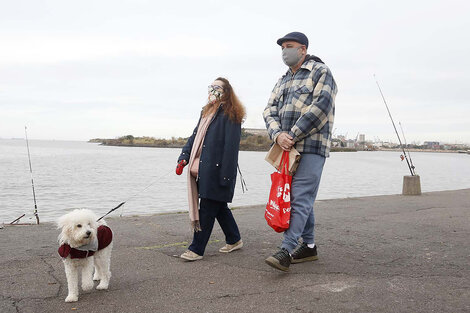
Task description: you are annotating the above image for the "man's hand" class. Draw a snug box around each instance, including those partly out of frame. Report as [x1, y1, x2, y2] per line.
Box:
[176, 160, 187, 175]
[276, 133, 294, 151]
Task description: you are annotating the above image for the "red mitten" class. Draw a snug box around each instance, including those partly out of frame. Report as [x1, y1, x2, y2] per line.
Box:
[176, 160, 186, 175]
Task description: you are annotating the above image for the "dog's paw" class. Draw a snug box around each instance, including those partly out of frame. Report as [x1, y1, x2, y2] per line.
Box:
[96, 282, 109, 290]
[82, 282, 94, 292]
[65, 294, 78, 302]
[93, 274, 100, 281]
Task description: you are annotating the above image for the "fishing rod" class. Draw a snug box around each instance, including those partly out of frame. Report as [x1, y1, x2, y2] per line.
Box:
[10, 214, 26, 224]
[24, 126, 40, 224]
[399, 122, 416, 175]
[373, 75, 415, 176]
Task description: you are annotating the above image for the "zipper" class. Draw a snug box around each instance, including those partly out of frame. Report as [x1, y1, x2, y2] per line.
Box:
[285, 70, 296, 106]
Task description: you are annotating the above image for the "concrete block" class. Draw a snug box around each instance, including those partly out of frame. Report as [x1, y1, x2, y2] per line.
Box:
[402, 175, 421, 195]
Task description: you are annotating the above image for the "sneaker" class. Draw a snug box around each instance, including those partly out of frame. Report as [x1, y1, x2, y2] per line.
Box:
[180, 250, 203, 261]
[291, 243, 318, 264]
[219, 240, 243, 253]
[265, 248, 291, 272]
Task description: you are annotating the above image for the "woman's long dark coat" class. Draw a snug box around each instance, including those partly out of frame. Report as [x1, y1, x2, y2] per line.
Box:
[178, 105, 241, 203]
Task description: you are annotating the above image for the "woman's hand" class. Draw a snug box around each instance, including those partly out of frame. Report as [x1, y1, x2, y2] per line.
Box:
[176, 160, 187, 175]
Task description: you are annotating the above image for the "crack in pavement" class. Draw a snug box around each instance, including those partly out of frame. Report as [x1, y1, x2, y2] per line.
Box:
[415, 207, 437, 211]
[213, 288, 279, 299]
[0, 257, 65, 313]
[0, 294, 20, 313]
[40, 257, 63, 298]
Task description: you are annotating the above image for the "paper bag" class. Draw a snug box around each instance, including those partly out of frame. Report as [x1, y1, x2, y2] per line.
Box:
[265, 143, 301, 175]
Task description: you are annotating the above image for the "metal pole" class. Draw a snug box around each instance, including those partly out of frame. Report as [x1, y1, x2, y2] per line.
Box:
[374, 75, 414, 176]
[25, 126, 40, 224]
[399, 122, 416, 175]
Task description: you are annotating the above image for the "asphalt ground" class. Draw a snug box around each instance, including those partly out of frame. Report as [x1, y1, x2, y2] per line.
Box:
[1, 189, 469, 313]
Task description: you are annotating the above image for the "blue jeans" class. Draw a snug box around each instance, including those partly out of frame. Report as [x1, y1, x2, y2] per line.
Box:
[189, 198, 241, 256]
[281, 153, 325, 253]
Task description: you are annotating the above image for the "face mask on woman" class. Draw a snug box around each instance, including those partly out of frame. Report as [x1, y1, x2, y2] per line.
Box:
[282, 47, 303, 67]
[208, 85, 223, 104]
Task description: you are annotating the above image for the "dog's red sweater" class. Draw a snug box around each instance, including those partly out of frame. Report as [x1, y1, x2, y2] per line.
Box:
[58, 225, 113, 259]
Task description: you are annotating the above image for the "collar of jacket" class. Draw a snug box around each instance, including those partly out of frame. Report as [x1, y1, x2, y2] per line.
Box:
[287, 54, 325, 74]
[201, 102, 224, 121]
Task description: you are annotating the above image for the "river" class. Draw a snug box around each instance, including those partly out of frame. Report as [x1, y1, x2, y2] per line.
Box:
[1, 139, 469, 223]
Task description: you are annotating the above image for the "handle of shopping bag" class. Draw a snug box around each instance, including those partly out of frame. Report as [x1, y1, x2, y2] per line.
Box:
[280, 151, 289, 175]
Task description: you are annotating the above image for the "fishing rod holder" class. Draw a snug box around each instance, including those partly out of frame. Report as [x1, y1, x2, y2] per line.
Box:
[402, 175, 421, 195]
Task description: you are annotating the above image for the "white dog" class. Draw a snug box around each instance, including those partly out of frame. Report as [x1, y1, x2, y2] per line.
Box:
[57, 209, 113, 302]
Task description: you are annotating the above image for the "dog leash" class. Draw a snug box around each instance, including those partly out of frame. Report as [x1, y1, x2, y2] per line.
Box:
[97, 168, 174, 221]
[237, 164, 248, 193]
[97, 163, 248, 222]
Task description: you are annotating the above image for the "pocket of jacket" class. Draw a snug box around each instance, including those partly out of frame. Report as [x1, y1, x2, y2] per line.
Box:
[293, 84, 314, 108]
[295, 85, 313, 94]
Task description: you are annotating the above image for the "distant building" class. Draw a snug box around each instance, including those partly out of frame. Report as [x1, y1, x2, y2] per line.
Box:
[243, 128, 268, 137]
[346, 140, 355, 148]
[442, 143, 467, 151]
[424, 141, 440, 149]
[381, 142, 395, 148]
[359, 134, 365, 142]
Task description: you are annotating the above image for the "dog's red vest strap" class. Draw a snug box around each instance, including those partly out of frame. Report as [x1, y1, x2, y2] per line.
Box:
[58, 244, 71, 258]
[58, 244, 94, 259]
[97, 225, 113, 250]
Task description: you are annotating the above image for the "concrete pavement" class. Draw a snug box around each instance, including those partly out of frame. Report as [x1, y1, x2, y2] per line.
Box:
[1, 189, 469, 313]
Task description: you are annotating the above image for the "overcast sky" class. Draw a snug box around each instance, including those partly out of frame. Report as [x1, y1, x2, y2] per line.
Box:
[1, 0, 469, 144]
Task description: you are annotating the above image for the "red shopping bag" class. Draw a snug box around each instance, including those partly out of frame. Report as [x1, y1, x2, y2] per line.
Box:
[265, 151, 292, 232]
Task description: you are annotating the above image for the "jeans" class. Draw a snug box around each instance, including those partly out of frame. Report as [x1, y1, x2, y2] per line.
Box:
[281, 153, 325, 253]
[188, 198, 241, 256]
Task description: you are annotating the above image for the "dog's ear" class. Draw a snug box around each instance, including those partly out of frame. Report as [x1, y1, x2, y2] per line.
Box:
[57, 214, 68, 229]
[57, 214, 73, 244]
[58, 223, 74, 244]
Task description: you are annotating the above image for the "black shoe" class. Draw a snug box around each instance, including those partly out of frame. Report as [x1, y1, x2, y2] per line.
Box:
[265, 248, 291, 272]
[291, 243, 318, 264]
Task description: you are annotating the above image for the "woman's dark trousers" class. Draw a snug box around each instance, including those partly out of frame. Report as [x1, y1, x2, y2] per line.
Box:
[188, 198, 241, 256]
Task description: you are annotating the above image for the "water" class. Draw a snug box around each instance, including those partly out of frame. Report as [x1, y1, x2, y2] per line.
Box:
[1, 139, 469, 223]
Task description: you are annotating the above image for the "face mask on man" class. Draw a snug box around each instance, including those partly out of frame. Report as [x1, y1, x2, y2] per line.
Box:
[282, 47, 303, 67]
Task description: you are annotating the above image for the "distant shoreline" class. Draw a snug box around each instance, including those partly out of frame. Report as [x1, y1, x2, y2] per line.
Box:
[89, 139, 357, 152]
[88, 136, 469, 154]
[378, 148, 470, 154]
[89, 140, 470, 154]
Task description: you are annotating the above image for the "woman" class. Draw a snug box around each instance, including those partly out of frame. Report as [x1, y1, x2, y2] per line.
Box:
[176, 77, 245, 261]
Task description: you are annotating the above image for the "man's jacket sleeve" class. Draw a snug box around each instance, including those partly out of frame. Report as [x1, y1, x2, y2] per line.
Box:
[263, 78, 283, 143]
[288, 68, 337, 142]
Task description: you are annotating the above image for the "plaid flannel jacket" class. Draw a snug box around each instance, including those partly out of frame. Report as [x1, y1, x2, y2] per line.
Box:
[263, 56, 337, 157]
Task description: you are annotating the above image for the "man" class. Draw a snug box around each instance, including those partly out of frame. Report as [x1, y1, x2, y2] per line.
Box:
[263, 31, 337, 271]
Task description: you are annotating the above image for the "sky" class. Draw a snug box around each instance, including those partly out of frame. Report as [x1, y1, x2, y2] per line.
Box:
[1, 0, 469, 144]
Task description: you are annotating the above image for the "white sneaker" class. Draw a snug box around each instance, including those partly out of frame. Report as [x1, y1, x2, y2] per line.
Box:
[180, 250, 203, 261]
[219, 240, 243, 253]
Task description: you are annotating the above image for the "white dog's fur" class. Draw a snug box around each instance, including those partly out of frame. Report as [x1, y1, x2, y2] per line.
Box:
[57, 209, 113, 302]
